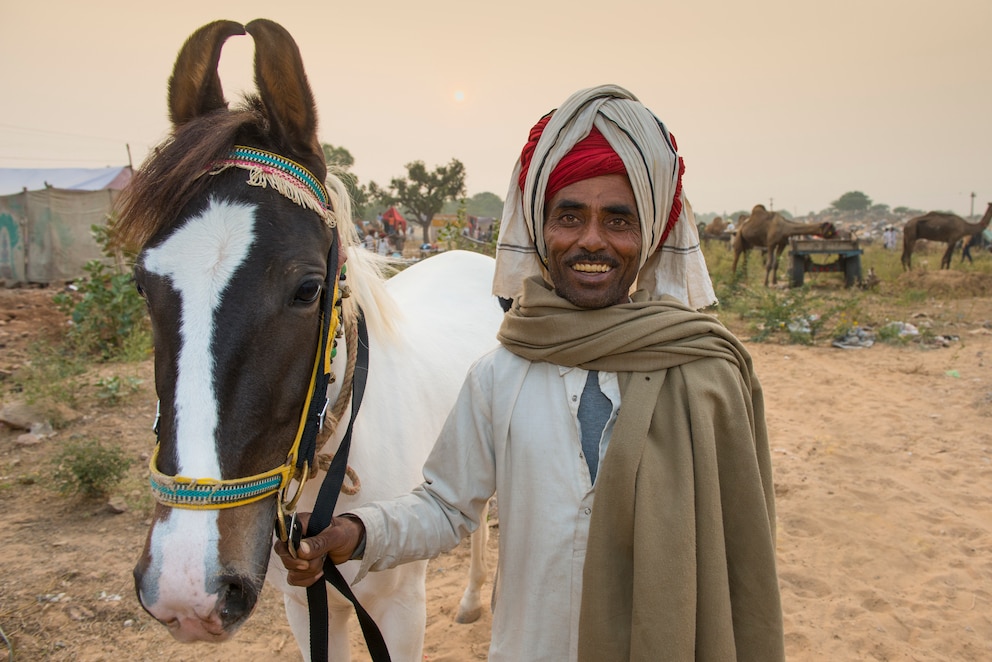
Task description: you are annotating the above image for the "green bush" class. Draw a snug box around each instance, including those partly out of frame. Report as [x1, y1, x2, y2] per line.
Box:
[13, 341, 87, 418]
[51, 221, 150, 361]
[52, 438, 132, 499]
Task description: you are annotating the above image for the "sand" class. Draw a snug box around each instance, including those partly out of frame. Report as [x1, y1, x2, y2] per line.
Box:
[1, 287, 990, 661]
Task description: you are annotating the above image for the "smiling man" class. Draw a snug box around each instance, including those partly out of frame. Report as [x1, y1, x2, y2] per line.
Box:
[278, 85, 784, 661]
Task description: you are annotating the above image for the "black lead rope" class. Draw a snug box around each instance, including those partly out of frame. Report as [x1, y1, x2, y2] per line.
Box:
[304, 317, 391, 662]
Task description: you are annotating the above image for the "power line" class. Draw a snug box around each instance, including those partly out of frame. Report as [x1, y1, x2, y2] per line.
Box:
[0, 122, 127, 145]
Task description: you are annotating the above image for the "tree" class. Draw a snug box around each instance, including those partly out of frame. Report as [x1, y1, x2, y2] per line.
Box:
[443, 191, 504, 218]
[321, 143, 371, 218]
[831, 191, 872, 212]
[370, 159, 467, 244]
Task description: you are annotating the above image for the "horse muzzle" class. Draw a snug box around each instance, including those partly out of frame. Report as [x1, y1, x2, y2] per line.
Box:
[133, 502, 274, 642]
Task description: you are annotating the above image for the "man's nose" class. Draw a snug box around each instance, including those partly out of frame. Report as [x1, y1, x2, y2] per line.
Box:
[577, 221, 607, 251]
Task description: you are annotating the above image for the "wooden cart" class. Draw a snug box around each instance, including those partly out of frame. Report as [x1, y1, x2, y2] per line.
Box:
[788, 237, 863, 288]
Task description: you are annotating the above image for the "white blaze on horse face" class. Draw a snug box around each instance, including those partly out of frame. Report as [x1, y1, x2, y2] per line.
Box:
[143, 197, 256, 478]
[139, 198, 255, 619]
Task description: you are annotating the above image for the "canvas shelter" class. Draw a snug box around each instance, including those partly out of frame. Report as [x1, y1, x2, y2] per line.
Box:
[380, 206, 407, 233]
[0, 166, 132, 286]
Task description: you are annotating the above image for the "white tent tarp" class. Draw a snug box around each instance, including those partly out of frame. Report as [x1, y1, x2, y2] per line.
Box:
[0, 166, 132, 285]
[0, 166, 131, 196]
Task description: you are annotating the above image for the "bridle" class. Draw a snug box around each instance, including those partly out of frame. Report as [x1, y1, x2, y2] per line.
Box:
[144, 145, 390, 662]
[146, 145, 343, 524]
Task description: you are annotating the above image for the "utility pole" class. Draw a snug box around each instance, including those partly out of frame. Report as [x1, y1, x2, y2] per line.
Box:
[769, 197, 774, 211]
[971, 191, 976, 219]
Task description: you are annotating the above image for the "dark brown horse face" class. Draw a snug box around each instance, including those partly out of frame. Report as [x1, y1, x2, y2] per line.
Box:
[132, 175, 334, 640]
[123, 18, 335, 641]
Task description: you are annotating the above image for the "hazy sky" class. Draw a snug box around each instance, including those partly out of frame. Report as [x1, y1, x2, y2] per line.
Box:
[2, 0, 990, 217]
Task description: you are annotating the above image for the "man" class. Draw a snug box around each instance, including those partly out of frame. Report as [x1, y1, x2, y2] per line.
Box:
[277, 84, 784, 661]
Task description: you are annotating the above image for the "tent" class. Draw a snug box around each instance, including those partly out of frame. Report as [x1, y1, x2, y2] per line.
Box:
[380, 206, 407, 233]
[0, 166, 132, 286]
[0, 166, 131, 197]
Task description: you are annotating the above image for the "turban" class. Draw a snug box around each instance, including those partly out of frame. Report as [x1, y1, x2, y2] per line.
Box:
[518, 119, 627, 203]
[493, 84, 716, 310]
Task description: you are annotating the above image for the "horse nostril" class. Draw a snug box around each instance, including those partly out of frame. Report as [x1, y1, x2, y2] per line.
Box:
[217, 576, 257, 628]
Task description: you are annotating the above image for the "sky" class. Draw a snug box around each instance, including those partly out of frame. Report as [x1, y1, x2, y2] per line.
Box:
[2, 0, 990, 218]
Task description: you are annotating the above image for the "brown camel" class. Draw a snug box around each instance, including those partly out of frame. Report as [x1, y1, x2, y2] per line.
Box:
[731, 204, 837, 286]
[901, 202, 992, 270]
[703, 216, 727, 236]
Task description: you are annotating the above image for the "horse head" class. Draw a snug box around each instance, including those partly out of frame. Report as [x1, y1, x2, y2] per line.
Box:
[119, 19, 344, 642]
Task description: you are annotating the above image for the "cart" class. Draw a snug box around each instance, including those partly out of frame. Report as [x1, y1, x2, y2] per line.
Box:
[788, 237, 863, 288]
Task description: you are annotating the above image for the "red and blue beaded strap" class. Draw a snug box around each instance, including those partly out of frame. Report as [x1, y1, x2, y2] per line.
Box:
[221, 145, 330, 210]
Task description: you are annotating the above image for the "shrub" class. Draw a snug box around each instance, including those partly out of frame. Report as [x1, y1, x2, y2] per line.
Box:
[52, 438, 132, 499]
[51, 220, 150, 361]
[13, 341, 87, 420]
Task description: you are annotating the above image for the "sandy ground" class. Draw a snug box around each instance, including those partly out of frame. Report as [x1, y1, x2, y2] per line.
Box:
[1, 279, 991, 661]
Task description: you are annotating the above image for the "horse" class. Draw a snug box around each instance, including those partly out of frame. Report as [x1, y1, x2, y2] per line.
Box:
[117, 19, 502, 661]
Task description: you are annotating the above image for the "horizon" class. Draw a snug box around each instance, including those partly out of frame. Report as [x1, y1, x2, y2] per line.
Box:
[1, 1, 989, 217]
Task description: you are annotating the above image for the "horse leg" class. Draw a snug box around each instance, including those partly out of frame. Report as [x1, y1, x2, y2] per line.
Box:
[276, 560, 429, 662]
[356, 562, 428, 662]
[455, 511, 490, 624]
[282, 586, 354, 662]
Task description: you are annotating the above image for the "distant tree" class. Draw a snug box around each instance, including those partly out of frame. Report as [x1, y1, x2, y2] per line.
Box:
[831, 191, 872, 212]
[869, 203, 890, 214]
[442, 191, 504, 218]
[892, 206, 911, 215]
[321, 143, 371, 218]
[370, 159, 466, 244]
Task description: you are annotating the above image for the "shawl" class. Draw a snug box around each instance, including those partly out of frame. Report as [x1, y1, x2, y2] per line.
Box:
[498, 277, 784, 661]
[493, 84, 717, 310]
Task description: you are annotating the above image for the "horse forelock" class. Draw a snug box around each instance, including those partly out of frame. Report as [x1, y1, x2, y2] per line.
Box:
[115, 102, 264, 253]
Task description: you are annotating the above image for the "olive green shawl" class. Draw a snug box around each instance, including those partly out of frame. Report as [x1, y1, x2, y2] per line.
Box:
[498, 277, 784, 661]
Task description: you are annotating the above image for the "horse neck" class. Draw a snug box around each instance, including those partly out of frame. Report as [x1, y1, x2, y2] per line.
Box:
[340, 245, 400, 342]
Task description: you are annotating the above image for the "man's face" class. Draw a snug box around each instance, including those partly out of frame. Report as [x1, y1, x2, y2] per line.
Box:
[542, 174, 642, 309]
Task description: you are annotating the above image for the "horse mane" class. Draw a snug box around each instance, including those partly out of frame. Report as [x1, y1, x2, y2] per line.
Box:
[325, 174, 400, 339]
[114, 95, 398, 340]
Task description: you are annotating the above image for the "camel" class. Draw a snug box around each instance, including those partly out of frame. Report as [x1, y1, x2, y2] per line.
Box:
[731, 204, 836, 286]
[901, 202, 992, 270]
[703, 216, 727, 236]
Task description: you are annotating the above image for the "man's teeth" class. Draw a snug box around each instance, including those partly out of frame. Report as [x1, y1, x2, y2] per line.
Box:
[572, 263, 611, 273]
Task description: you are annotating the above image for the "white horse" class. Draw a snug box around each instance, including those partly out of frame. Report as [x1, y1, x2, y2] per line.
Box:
[120, 19, 501, 661]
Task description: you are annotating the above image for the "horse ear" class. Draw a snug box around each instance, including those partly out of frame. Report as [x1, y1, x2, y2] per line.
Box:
[168, 20, 247, 126]
[244, 19, 325, 179]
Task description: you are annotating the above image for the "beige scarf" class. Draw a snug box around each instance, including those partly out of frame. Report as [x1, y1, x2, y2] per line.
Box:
[498, 277, 784, 661]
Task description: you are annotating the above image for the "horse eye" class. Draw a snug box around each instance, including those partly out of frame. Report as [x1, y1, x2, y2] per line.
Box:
[293, 280, 322, 305]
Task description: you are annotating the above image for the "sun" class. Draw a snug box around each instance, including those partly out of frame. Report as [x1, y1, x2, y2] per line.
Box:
[453, 90, 466, 103]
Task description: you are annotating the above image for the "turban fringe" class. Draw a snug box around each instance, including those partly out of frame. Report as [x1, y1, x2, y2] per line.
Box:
[494, 84, 716, 310]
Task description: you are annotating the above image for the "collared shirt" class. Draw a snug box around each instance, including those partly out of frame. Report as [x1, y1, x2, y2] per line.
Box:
[351, 346, 621, 661]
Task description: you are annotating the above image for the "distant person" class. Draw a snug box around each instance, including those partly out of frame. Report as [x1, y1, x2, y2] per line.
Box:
[278, 84, 784, 661]
[883, 226, 898, 250]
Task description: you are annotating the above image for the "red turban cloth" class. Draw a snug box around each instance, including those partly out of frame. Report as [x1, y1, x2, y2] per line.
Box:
[517, 115, 628, 202]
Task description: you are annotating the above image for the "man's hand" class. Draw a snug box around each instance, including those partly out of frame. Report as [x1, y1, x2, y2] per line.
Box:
[274, 513, 366, 587]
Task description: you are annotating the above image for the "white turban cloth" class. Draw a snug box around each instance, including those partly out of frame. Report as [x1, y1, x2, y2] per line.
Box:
[492, 84, 717, 310]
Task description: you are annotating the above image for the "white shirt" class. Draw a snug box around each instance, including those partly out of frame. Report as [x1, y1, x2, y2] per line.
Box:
[351, 346, 621, 661]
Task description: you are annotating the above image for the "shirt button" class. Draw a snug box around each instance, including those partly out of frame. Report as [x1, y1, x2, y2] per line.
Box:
[572, 395, 577, 402]
[584, 508, 592, 515]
